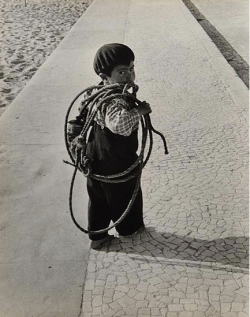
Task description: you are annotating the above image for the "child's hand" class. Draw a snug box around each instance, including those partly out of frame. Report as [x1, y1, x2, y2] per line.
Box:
[137, 101, 152, 115]
[74, 136, 86, 149]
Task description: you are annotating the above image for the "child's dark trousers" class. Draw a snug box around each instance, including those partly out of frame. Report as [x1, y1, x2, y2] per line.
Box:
[86, 123, 144, 241]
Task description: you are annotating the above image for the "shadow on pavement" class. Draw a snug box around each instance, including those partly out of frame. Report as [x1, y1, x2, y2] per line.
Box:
[100, 227, 249, 271]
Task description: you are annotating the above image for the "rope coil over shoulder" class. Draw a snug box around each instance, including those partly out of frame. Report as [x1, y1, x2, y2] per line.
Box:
[64, 83, 168, 235]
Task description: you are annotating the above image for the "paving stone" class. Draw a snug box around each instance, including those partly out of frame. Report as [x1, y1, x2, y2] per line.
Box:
[104, 289, 114, 297]
[148, 301, 160, 308]
[150, 307, 161, 316]
[106, 282, 117, 289]
[82, 302, 92, 313]
[83, 290, 92, 302]
[93, 286, 104, 295]
[220, 295, 234, 303]
[159, 295, 172, 304]
[198, 304, 210, 312]
[109, 301, 123, 311]
[138, 307, 151, 315]
[173, 297, 180, 304]
[116, 285, 130, 293]
[165, 312, 178, 317]
[85, 280, 95, 291]
[231, 302, 245, 312]
[82, 313, 92, 317]
[134, 292, 147, 301]
[203, 272, 218, 279]
[184, 303, 198, 311]
[204, 278, 223, 286]
[209, 286, 221, 295]
[148, 276, 163, 285]
[137, 281, 149, 292]
[103, 308, 116, 317]
[103, 297, 113, 304]
[117, 295, 136, 308]
[113, 310, 125, 316]
[221, 313, 241, 317]
[148, 284, 159, 293]
[194, 312, 206, 317]
[92, 306, 102, 315]
[168, 304, 184, 312]
[127, 289, 138, 298]
[107, 275, 117, 282]
[96, 280, 106, 286]
[123, 307, 139, 315]
[179, 312, 193, 317]
[113, 291, 125, 301]
[92, 295, 103, 307]
[136, 300, 148, 308]
[209, 294, 220, 302]
[238, 313, 249, 317]
[169, 290, 186, 299]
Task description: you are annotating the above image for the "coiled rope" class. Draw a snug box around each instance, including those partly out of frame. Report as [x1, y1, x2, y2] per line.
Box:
[64, 83, 168, 234]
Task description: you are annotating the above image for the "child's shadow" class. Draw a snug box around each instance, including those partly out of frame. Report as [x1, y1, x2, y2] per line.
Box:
[105, 227, 249, 270]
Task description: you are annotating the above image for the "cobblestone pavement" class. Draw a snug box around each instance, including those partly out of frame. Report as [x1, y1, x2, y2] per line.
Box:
[77, 1, 248, 316]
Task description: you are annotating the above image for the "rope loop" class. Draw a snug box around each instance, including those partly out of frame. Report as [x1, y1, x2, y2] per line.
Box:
[64, 83, 168, 234]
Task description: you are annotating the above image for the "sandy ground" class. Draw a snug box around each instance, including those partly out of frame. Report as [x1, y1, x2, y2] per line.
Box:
[0, 0, 92, 116]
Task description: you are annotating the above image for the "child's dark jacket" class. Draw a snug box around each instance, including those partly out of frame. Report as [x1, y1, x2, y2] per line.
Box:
[84, 86, 141, 175]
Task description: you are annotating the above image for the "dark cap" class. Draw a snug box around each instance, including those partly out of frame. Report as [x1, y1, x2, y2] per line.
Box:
[93, 43, 135, 76]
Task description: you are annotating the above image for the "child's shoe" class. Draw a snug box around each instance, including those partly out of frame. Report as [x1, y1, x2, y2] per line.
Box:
[89, 235, 114, 250]
[116, 224, 145, 239]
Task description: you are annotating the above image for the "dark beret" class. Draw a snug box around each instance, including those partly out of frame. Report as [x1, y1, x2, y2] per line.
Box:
[93, 43, 135, 76]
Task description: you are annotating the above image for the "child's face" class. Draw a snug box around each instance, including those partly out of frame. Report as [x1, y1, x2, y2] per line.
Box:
[105, 61, 135, 85]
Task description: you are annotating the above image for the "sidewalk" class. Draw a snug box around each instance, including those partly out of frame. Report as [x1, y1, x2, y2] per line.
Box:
[0, 0, 248, 316]
[191, 0, 249, 63]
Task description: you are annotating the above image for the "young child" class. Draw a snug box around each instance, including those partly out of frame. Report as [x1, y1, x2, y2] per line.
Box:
[83, 43, 151, 248]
